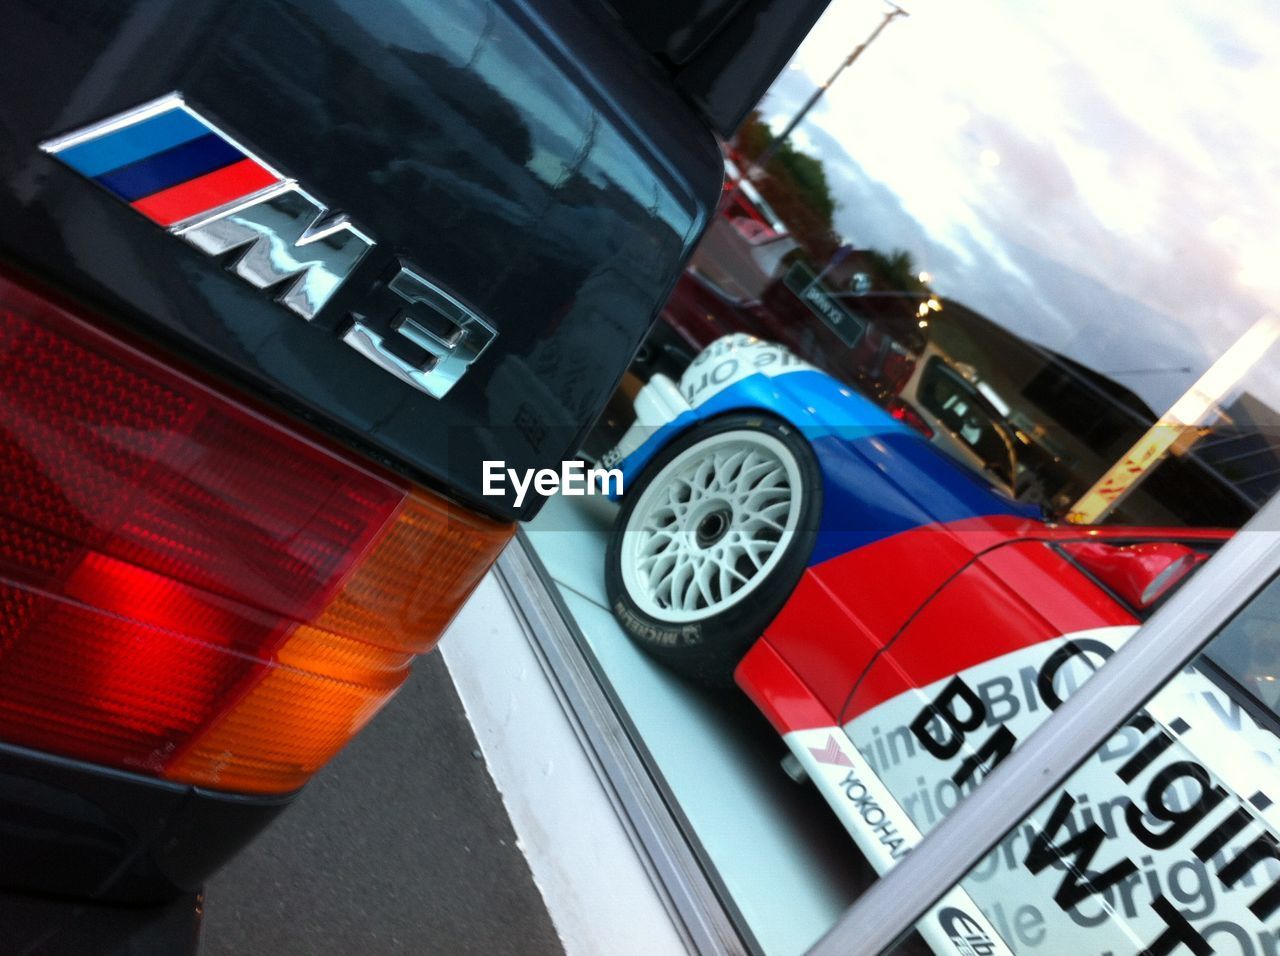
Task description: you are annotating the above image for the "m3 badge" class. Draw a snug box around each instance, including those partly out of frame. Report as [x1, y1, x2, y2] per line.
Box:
[42, 93, 494, 398]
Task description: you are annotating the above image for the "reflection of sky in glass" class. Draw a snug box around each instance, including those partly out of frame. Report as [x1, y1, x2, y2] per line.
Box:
[759, 0, 1279, 411]
[336, 0, 688, 233]
[339, 0, 590, 176]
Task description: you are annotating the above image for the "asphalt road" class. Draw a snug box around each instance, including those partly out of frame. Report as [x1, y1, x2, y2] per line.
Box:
[200, 653, 563, 955]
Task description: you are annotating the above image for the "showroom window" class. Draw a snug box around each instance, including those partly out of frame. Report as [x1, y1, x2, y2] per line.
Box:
[816, 521, 1280, 954]
[502, 1, 1280, 952]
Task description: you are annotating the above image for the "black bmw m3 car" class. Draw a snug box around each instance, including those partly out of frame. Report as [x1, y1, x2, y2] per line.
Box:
[0, 0, 829, 948]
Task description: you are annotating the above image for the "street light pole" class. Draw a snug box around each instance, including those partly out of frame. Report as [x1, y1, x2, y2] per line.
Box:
[747, 2, 908, 176]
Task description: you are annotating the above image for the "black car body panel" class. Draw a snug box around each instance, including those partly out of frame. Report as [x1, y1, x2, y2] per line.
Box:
[603, 0, 832, 134]
[0, 0, 830, 943]
[0, 886, 201, 956]
[0, 741, 290, 903]
[1, 0, 724, 520]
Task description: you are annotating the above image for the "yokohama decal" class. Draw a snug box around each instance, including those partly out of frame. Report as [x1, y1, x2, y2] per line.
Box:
[785, 726, 1014, 955]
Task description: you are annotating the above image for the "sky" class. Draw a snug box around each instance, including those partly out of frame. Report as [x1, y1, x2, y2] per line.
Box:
[755, 0, 1279, 414]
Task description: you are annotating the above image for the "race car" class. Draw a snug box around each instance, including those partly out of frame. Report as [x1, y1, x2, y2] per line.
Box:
[602, 334, 1272, 955]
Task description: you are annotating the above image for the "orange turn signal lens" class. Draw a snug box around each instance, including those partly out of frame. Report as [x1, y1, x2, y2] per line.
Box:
[163, 490, 512, 793]
[0, 270, 514, 797]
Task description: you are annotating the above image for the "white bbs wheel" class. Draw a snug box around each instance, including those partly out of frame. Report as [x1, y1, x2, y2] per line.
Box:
[605, 414, 821, 687]
[620, 432, 802, 623]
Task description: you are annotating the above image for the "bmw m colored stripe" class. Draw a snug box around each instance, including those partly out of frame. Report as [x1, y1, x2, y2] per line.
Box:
[42, 95, 283, 227]
[95, 133, 245, 201]
[131, 159, 280, 226]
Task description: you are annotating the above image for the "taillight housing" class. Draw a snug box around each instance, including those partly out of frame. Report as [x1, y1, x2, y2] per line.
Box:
[0, 272, 511, 794]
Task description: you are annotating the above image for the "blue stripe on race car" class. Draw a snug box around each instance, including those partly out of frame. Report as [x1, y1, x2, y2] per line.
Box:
[609, 367, 1035, 566]
[807, 430, 1035, 566]
[612, 408, 701, 494]
[610, 369, 911, 497]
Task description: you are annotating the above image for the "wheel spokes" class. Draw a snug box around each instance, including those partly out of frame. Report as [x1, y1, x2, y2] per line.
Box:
[624, 432, 802, 620]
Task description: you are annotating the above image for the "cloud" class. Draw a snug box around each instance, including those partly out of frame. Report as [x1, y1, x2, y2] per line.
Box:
[752, 0, 1280, 412]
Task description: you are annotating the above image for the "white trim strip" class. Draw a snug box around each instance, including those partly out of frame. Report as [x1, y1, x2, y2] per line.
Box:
[495, 538, 750, 955]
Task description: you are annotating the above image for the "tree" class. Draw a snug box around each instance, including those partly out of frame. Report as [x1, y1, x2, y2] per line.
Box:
[862, 247, 926, 293]
[733, 111, 840, 262]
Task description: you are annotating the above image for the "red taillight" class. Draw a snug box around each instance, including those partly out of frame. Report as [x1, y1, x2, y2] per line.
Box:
[888, 398, 934, 438]
[0, 273, 510, 792]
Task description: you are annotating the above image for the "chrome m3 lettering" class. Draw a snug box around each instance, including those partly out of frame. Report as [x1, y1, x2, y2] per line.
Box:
[180, 188, 493, 398]
[181, 187, 493, 397]
[41, 95, 496, 399]
[177, 184, 373, 321]
[344, 266, 497, 400]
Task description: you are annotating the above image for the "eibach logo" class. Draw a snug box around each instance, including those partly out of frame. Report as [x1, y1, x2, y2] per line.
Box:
[938, 906, 999, 956]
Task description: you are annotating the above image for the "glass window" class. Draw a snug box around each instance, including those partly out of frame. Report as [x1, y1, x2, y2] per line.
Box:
[520, 1, 1280, 952]
[1205, 583, 1280, 717]
[889, 573, 1280, 955]
[916, 357, 1017, 489]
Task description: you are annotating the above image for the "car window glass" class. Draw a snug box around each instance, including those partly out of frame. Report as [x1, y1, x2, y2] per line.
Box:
[919, 359, 1013, 484]
[1205, 579, 1280, 716]
[519, 2, 1280, 952]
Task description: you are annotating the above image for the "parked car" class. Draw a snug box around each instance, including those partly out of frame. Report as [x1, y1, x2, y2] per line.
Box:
[0, 0, 834, 948]
[602, 334, 1264, 955]
[894, 346, 1072, 506]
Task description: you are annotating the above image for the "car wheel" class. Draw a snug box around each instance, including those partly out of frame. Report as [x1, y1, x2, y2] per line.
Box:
[605, 413, 822, 686]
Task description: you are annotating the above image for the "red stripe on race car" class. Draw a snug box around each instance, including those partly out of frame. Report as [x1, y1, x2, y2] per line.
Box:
[978, 540, 1138, 633]
[761, 515, 1038, 719]
[841, 544, 1137, 721]
[736, 637, 838, 734]
[747, 515, 1226, 737]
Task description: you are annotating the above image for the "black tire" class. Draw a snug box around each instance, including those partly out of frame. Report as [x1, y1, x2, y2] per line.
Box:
[604, 413, 822, 687]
